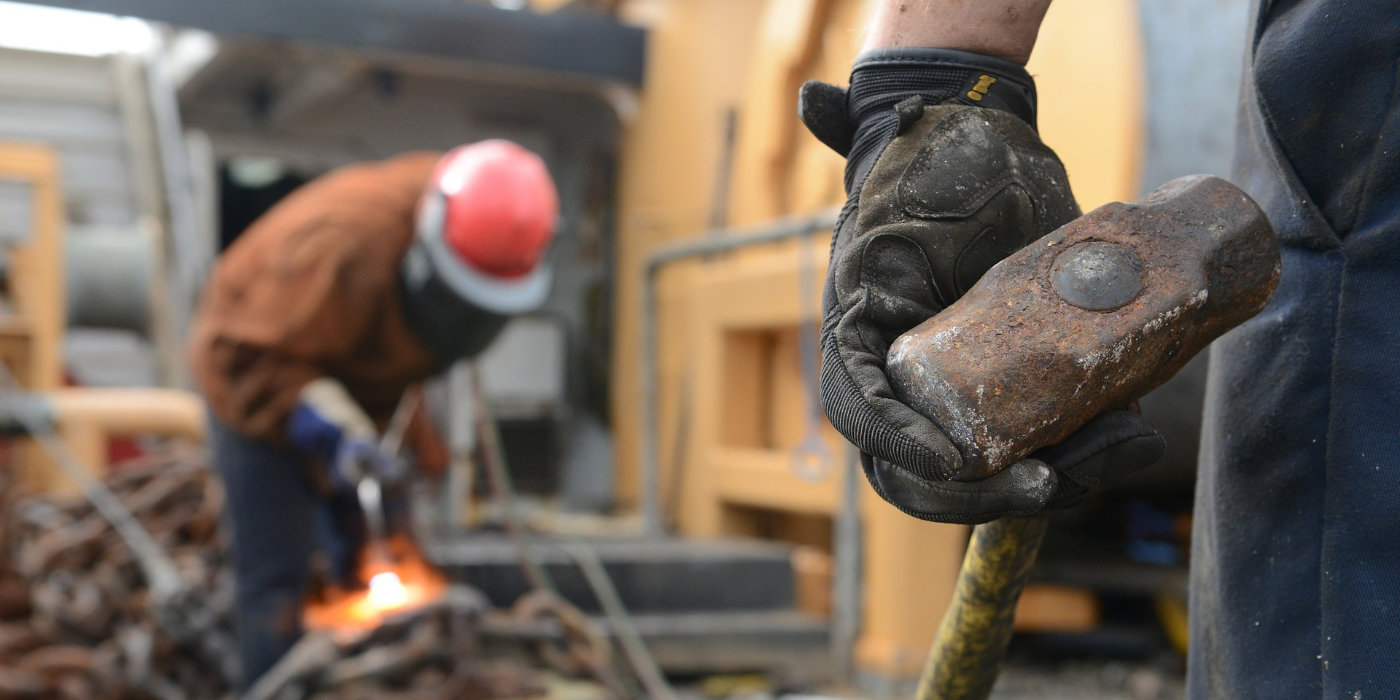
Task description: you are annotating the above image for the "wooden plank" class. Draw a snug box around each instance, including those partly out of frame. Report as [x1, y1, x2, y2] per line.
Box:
[652, 262, 701, 516]
[0, 143, 64, 391]
[718, 330, 771, 449]
[688, 237, 829, 329]
[768, 326, 815, 450]
[1014, 583, 1100, 632]
[708, 446, 838, 514]
[792, 545, 833, 617]
[676, 291, 727, 535]
[726, 0, 834, 224]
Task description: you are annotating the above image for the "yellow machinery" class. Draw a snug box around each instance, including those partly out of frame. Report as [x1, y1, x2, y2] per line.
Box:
[0, 141, 203, 493]
[0, 143, 64, 401]
[610, 0, 1145, 680]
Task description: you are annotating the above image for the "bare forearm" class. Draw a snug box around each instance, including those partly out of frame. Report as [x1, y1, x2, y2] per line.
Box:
[862, 0, 1052, 65]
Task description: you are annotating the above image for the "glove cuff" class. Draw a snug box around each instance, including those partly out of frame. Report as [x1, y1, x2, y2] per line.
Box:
[298, 378, 376, 441]
[844, 48, 1039, 194]
[849, 48, 1038, 127]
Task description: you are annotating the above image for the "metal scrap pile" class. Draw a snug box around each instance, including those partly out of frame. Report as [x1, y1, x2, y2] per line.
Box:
[247, 588, 544, 700]
[0, 448, 233, 698]
[0, 447, 544, 699]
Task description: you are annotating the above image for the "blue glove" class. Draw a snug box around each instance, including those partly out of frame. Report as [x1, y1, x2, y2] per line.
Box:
[287, 378, 381, 493]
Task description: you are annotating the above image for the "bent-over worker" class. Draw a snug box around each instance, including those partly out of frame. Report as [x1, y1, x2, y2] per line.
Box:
[187, 141, 559, 686]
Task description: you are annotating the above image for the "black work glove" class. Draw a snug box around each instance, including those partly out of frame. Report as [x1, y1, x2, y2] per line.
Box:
[802, 48, 1164, 524]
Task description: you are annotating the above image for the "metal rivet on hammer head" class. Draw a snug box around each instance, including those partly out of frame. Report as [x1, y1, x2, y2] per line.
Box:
[1050, 241, 1145, 311]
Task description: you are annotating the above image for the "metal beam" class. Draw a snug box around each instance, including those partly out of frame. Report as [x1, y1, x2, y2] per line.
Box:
[639, 209, 840, 535]
[14, 0, 647, 87]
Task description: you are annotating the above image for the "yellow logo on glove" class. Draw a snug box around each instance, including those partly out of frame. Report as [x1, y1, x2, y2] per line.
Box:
[966, 74, 998, 102]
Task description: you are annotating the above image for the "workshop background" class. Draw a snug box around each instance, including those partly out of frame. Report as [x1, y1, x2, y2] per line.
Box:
[0, 0, 1250, 698]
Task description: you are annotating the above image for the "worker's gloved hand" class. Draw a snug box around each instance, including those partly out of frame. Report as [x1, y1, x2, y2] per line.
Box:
[801, 49, 1164, 524]
[863, 408, 1165, 522]
[287, 378, 382, 493]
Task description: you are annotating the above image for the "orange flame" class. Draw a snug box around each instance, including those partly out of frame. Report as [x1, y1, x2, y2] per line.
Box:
[304, 537, 446, 632]
[368, 572, 409, 609]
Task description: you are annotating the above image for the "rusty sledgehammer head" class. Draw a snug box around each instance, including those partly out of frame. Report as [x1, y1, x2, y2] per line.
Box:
[887, 175, 1280, 480]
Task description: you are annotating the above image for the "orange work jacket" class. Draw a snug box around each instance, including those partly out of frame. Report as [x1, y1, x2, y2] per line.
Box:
[188, 152, 448, 471]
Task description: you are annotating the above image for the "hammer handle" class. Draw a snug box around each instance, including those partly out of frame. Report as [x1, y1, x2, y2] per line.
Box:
[917, 516, 1049, 700]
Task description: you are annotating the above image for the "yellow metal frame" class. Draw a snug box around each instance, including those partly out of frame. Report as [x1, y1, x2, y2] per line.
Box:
[0, 142, 64, 393]
[611, 0, 1145, 678]
[0, 143, 69, 492]
[0, 142, 205, 492]
[674, 237, 970, 677]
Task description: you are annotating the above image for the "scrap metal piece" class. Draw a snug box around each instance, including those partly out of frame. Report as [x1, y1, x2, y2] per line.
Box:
[0, 623, 44, 659]
[887, 175, 1281, 479]
[0, 665, 47, 697]
[0, 440, 537, 699]
[0, 361, 240, 686]
[1, 452, 237, 697]
[14, 645, 97, 681]
[244, 584, 499, 700]
[0, 394, 53, 438]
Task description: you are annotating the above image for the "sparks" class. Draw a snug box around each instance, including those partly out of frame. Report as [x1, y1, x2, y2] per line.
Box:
[304, 538, 447, 632]
[367, 571, 409, 610]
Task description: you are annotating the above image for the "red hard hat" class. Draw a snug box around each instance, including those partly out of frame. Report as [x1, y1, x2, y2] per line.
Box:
[424, 140, 559, 278]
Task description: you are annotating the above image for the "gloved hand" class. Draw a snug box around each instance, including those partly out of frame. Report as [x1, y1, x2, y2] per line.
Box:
[801, 48, 1164, 524]
[287, 377, 384, 493]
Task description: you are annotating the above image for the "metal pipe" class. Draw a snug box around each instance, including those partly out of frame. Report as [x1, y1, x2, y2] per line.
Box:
[558, 539, 678, 700]
[0, 361, 239, 685]
[46, 387, 206, 442]
[471, 363, 637, 698]
[470, 362, 556, 595]
[0, 387, 185, 605]
[638, 208, 838, 535]
[64, 230, 153, 332]
[143, 45, 205, 389]
[830, 443, 861, 681]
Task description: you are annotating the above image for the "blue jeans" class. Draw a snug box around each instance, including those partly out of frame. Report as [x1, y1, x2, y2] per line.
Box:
[208, 417, 364, 688]
[1189, 2, 1400, 697]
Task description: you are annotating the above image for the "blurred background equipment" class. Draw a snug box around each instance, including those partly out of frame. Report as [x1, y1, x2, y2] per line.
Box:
[611, 0, 1246, 692]
[0, 140, 202, 493]
[0, 0, 1251, 696]
[0, 452, 237, 698]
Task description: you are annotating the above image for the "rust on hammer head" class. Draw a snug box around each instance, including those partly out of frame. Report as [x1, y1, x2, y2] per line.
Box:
[886, 175, 1280, 480]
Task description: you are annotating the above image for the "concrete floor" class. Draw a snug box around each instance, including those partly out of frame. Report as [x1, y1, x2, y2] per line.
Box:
[478, 652, 1187, 699]
[702, 656, 1185, 700]
[990, 658, 1184, 699]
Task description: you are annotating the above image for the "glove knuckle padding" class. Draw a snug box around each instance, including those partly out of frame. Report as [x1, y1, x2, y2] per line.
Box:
[849, 106, 1080, 304]
[822, 106, 1080, 483]
[856, 234, 941, 341]
[803, 53, 1151, 522]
